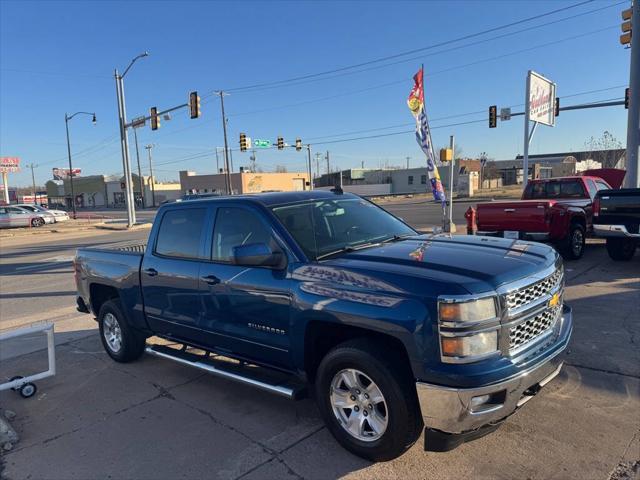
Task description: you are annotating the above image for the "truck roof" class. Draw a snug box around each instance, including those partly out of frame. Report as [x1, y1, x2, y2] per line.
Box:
[169, 190, 357, 208]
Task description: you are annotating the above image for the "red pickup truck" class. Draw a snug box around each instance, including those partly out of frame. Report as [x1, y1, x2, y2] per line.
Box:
[476, 176, 611, 259]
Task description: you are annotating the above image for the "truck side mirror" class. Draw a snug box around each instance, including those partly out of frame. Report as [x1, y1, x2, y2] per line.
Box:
[233, 243, 286, 269]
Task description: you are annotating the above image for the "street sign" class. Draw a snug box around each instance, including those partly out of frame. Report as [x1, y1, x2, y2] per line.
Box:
[0, 157, 20, 173]
[253, 139, 271, 148]
[500, 108, 511, 121]
[131, 116, 146, 129]
[527, 71, 556, 127]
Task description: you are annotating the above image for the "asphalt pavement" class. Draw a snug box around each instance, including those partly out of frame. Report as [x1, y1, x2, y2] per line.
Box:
[0, 199, 638, 480]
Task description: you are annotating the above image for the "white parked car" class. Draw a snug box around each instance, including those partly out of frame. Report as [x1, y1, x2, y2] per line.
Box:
[15, 203, 70, 222]
[0, 206, 48, 228]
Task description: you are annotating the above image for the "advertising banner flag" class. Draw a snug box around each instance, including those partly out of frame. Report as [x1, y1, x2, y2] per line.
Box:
[407, 68, 446, 204]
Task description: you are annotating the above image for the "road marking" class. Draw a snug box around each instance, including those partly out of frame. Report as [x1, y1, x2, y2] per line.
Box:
[13, 256, 74, 272]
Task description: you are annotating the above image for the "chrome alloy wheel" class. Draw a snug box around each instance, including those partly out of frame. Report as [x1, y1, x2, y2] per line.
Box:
[330, 369, 388, 442]
[102, 313, 123, 353]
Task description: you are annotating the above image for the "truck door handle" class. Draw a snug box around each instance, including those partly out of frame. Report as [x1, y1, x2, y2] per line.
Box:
[201, 275, 221, 285]
[144, 268, 158, 277]
[504, 208, 516, 212]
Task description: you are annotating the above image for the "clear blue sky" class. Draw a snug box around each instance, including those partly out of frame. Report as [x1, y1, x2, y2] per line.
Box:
[0, 0, 631, 187]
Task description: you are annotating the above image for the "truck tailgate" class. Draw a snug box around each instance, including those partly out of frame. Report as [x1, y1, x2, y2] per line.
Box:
[476, 201, 551, 232]
[597, 189, 640, 226]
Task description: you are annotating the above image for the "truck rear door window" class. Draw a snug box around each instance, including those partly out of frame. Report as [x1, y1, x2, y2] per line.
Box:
[155, 208, 206, 259]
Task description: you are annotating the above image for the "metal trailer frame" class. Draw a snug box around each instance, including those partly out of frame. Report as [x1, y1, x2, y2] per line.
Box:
[0, 322, 56, 397]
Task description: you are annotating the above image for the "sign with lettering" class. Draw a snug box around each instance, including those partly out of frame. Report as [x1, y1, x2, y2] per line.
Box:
[0, 157, 20, 173]
[527, 71, 556, 127]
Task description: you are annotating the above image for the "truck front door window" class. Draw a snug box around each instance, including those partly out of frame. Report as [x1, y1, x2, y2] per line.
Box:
[211, 207, 277, 262]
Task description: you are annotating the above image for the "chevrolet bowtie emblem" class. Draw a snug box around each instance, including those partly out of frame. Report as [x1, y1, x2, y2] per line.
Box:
[549, 292, 560, 307]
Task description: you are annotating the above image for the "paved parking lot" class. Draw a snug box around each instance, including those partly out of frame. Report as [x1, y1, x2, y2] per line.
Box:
[0, 235, 638, 479]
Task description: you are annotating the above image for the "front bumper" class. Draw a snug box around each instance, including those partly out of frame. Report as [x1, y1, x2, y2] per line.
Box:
[594, 224, 640, 238]
[416, 304, 571, 450]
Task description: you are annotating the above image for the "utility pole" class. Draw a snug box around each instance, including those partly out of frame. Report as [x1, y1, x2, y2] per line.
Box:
[325, 151, 330, 175]
[216, 91, 232, 194]
[315, 153, 322, 181]
[406, 156, 410, 169]
[27, 163, 37, 202]
[306, 145, 313, 190]
[624, 0, 640, 188]
[133, 127, 145, 208]
[145, 144, 156, 208]
[215, 147, 220, 173]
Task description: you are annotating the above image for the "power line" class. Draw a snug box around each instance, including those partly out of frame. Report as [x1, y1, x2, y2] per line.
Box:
[229, 0, 626, 93]
[225, 0, 601, 93]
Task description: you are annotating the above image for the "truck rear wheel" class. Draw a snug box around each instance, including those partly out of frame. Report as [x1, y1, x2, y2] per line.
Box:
[561, 223, 585, 260]
[606, 237, 637, 261]
[98, 299, 146, 363]
[314, 339, 422, 461]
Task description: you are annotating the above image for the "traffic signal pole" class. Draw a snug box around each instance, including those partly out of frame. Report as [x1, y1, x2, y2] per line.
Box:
[624, 1, 640, 188]
[115, 69, 136, 227]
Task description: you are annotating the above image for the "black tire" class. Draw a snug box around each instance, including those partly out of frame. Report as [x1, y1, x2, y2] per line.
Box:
[314, 339, 423, 461]
[606, 237, 637, 261]
[31, 217, 44, 227]
[19, 383, 37, 398]
[98, 299, 146, 363]
[561, 223, 586, 260]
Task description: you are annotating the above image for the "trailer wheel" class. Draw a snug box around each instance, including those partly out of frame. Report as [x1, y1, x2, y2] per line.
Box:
[19, 383, 37, 398]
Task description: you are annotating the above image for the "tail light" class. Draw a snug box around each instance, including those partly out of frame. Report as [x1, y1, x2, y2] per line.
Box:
[593, 196, 600, 217]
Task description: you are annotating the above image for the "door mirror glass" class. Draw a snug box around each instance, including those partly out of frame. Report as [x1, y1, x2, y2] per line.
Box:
[233, 242, 285, 268]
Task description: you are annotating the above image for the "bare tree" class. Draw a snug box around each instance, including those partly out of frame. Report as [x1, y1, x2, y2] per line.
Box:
[584, 131, 624, 168]
[275, 165, 288, 173]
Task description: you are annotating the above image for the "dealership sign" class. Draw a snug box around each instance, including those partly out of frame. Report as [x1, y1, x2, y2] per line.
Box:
[0, 157, 21, 173]
[527, 71, 556, 127]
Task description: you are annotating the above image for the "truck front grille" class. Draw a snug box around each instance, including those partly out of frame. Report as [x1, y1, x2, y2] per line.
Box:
[505, 267, 563, 311]
[509, 305, 561, 351]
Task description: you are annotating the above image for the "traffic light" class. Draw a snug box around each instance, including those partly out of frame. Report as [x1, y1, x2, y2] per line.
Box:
[277, 136, 284, 150]
[295, 138, 302, 151]
[439, 148, 452, 162]
[489, 105, 497, 128]
[625, 87, 630, 109]
[189, 91, 201, 119]
[150, 107, 160, 130]
[621, 7, 632, 46]
[554, 97, 560, 117]
[240, 133, 247, 152]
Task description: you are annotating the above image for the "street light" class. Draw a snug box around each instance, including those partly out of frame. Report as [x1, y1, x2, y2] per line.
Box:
[64, 111, 97, 219]
[115, 51, 149, 227]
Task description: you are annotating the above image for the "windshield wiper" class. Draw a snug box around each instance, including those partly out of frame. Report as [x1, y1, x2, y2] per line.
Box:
[381, 233, 415, 243]
[316, 242, 380, 260]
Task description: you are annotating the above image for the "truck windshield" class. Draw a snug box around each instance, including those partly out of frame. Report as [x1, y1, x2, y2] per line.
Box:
[272, 197, 416, 260]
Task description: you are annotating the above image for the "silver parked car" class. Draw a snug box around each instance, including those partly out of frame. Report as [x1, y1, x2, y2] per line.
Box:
[0, 206, 48, 228]
[15, 203, 69, 223]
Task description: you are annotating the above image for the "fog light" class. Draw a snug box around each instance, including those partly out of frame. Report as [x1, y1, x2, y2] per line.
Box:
[470, 394, 491, 409]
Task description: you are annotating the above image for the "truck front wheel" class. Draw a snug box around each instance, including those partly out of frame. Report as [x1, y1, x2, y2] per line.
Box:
[98, 299, 146, 363]
[606, 237, 637, 261]
[314, 339, 423, 461]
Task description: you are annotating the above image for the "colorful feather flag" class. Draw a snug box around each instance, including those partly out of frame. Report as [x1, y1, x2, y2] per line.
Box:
[407, 68, 446, 205]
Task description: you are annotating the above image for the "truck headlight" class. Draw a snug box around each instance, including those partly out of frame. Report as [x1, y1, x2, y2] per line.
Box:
[441, 331, 498, 358]
[439, 297, 497, 323]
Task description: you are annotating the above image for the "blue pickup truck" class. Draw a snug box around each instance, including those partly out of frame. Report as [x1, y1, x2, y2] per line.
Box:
[75, 191, 572, 461]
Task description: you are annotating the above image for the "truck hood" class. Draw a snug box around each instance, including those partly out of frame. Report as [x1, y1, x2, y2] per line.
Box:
[320, 234, 558, 295]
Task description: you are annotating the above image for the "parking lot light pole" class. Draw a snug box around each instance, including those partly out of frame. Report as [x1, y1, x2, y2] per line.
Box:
[115, 52, 148, 227]
[64, 111, 96, 219]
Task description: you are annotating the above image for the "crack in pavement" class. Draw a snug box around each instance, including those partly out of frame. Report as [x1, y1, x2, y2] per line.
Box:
[566, 362, 640, 379]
